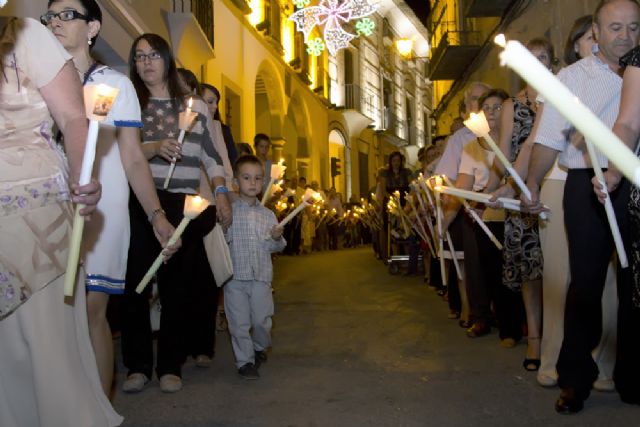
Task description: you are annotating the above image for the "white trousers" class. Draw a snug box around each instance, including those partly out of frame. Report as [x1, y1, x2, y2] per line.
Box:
[224, 279, 274, 368]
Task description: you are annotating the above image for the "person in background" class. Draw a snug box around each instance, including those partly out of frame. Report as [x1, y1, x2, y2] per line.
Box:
[237, 142, 254, 157]
[0, 14, 121, 426]
[177, 67, 199, 94]
[43, 0, 177, 396]
[201, 83, 238, 165]
[224, 155, 286, 379]
[254, 133, 273, 192]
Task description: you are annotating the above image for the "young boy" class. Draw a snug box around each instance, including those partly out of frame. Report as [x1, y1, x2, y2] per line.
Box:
[225, 155, 286, 379]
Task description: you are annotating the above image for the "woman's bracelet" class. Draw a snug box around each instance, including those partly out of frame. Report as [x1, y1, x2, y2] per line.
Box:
[148, 207, 166, 223]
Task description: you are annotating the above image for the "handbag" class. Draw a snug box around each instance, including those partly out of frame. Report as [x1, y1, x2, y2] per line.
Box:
[203, 223, 233, 287]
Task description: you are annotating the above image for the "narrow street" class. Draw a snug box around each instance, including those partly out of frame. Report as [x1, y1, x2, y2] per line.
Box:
[113, 247, 637, 427]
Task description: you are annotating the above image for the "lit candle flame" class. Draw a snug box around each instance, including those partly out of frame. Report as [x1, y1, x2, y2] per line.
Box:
[494, 33, 506, 48]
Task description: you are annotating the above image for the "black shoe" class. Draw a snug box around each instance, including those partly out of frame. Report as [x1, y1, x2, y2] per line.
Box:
[554, 389, 584, 414]
[254, 350, 268, 367]
[238, 363, 259, 380]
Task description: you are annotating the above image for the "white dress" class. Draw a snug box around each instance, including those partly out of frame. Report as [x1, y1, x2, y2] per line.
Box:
[82, 66, 142, 294]
[0, 17, 123, 427]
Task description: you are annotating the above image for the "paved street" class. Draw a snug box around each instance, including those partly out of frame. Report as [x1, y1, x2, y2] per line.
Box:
[113, 247, 638, 426]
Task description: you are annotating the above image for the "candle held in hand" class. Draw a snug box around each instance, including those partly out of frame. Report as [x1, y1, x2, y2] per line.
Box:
[64, 84, 119, 297]
[165, 98, 198, 189]
[136, 195, 210, 293]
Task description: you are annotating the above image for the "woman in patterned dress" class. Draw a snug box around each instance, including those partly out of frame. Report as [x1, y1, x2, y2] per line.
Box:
[487, 38, 554, 370]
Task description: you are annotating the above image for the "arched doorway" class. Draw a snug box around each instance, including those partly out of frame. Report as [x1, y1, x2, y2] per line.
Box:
[328, 129, 347, 197]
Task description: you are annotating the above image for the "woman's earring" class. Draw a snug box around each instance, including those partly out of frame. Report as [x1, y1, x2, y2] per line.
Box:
[88, 38, 92, 46]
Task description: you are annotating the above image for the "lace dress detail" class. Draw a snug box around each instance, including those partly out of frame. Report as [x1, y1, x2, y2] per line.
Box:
[502, 98, 543, 291]
[621, 46, 640, 307]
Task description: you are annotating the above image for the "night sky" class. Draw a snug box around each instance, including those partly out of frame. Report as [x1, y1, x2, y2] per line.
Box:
[404, 0, 431, 25]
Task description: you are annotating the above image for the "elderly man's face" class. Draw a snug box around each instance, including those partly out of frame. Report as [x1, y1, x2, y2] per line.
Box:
[465, 84, 489, 114]
[594, 0, 640, 66]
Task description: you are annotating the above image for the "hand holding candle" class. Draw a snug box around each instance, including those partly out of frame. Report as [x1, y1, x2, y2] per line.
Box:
[136, 195, 209, 293]
[64, 84, 119, 297]
[276, 188, 321, 228]
[164, 97, 198, 189]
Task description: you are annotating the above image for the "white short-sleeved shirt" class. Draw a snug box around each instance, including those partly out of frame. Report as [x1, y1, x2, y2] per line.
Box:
[82, 65, 143, 294]
[459, 140, 504, 221]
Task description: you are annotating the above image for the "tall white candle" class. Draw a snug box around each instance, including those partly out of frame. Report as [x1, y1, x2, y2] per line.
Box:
[136, 195, 210, 293]
[585, 140, 628, 267]
[261, 159, 286, 205]
[435, 185, 524, 212]
[441, 175, 503, 250]
[495, 34, 640, 187]
[164, 98, 197, 189]
[64, 84, 119, 297]
[433, 176, 447, 288]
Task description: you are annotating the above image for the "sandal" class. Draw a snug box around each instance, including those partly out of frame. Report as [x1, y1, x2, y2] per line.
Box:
[523, 336, 541, 371]
[523, 358, 541, 371]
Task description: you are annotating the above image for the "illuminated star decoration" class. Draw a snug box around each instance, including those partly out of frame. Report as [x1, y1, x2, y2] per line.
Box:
[289, 0, 378, 56]
[355, 17, 375, 37]
[306, 37, 326, 56]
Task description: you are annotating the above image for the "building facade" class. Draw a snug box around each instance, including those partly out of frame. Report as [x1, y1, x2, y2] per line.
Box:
[2, 0, 433, 200]
[427, 0, 601, 135]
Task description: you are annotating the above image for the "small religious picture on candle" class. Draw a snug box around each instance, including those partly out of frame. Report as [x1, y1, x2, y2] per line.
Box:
[93, 93, 116, 117]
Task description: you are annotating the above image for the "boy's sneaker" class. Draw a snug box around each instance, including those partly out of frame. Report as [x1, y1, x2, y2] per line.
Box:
[159, 374, 183, 393]
[254, 350, 268, 367]
[122, 373, 149, 393]
[238, 363, 259, 380]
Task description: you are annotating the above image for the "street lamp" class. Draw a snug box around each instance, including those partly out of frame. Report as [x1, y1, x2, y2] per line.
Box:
[395, 37, 430, 60]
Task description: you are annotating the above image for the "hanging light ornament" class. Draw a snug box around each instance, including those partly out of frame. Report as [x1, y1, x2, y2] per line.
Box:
[306, 37, 326, 56]
[355, 17, 375, 37]
[289, 0, 379, 57]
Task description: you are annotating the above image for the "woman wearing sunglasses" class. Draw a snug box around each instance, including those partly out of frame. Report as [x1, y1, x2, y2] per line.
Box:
[42, 0, 179, 398]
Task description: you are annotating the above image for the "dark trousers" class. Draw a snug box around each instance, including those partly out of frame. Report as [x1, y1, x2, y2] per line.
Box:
[557, 170, 630, 399]
[464, 218, 524, 338]
[121, 189, 217, 379]
[446, 213, 464, 312]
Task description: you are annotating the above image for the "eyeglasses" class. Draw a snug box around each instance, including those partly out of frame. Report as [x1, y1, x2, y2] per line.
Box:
[40, 10, 89, 25]
[482, 104, 503, 113]
[134, 52, 163, 62]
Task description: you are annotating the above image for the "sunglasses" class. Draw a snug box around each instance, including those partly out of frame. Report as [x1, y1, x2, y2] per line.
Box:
[40, 10, 89, 26]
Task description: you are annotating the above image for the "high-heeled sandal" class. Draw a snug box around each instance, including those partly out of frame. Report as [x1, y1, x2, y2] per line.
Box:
[523, 337, 541, 371]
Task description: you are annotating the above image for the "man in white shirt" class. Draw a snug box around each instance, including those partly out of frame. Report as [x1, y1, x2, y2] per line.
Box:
[525, 0, 640, 413]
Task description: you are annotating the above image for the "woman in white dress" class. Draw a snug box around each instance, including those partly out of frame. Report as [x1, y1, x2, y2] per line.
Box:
[0, 12, 122, 426]
[42, 0, 178, 396]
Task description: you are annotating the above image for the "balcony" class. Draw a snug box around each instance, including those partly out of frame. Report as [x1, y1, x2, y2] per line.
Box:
[166, 0, 215, 70]
[465, 0, 515, 18]
[429, 28, 481, 81]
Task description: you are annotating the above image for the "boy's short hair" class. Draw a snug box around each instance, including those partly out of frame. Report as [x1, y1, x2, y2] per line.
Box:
[233, 154, 263, 177]
[254, 133, 271, 147]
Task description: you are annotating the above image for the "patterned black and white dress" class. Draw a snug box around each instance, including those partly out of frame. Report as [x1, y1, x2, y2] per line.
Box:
[620, 46, 640, 307]
[502, 98, 543, 291]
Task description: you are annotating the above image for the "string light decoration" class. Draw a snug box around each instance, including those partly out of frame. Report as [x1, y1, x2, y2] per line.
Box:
[306, 37, 326, 55]
[355, 17, 375, 36]
[289, 0, 379, 56]
[293, 0, 311, 8]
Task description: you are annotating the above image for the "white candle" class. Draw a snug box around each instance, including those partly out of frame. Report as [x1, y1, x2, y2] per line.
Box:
[136, 195, 210, 293]
[441, 175, 503, 250]
[435, 185, 526, 213]
[585, 140, 628, 267]
[261, 159, 286, 205]
[277, 189, 320, 228]
[408, 194, 435, 256]
[64, 84, 119, 297]
[495, 34, 640, 187]
[433, 176, 447, 287]
[464, 111, 535, 205]
[164, 98, 198, 189]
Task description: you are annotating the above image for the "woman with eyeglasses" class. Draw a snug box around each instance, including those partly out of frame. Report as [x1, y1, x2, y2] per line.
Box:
[42, 0, 178, 397]
[121, 33, 232, 394]
[484, 38, 554, 371]
[441, 89, 525, 345]
[0, 9, 121, 427]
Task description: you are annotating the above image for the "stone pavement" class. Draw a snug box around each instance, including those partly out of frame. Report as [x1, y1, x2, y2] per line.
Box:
[112, 247, 638, 426]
